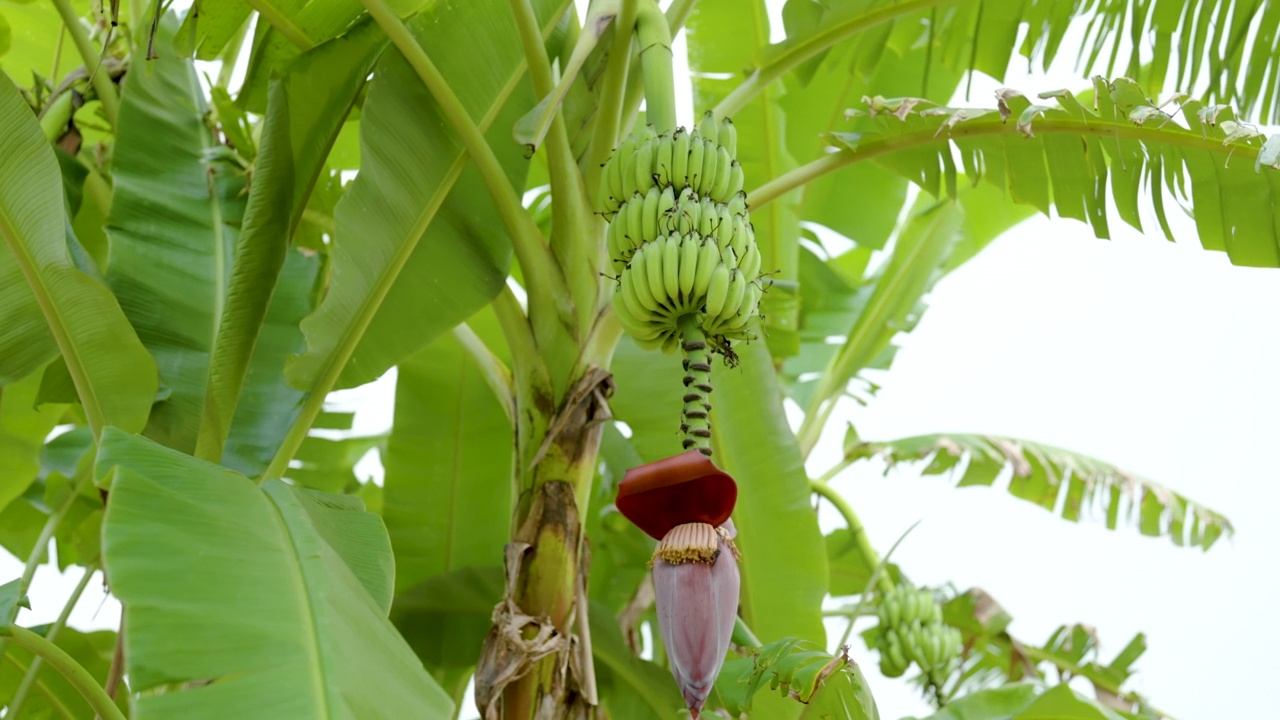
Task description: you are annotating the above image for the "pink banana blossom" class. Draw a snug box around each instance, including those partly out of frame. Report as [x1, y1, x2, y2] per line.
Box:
[616, 451, 741, 718]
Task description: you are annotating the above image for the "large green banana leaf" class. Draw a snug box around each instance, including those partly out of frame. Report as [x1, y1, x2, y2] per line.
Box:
[0, 73, 155, 436]
[105, 16, 247, 453]
[97, 428, 451, 718]
[286, 0, 563, 393]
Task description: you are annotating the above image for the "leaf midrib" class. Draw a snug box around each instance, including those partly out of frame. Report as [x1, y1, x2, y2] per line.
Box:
[0, 212, 104, 438]
[264, 490, 332, 718]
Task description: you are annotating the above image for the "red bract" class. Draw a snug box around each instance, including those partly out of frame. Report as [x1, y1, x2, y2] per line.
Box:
[614, 449, 737, 540]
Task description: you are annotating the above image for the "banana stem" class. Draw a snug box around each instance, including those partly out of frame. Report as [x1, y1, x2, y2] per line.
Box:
[634, 0, 676, 133]
[810, 476, 893, 594]
[0, 626, 126, 720]
[50, 0, 119, 127]
[7, 562, 99, 717]
[677, 314, 713, 455]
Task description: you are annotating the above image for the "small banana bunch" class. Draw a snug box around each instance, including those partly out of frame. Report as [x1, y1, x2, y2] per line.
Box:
[875, 585, 964, 682]
[600, 113, 763, 353]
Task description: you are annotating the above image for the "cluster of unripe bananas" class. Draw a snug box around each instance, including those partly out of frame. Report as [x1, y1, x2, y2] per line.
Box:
[600, 113, 764, 352]
[875, 585, 964, 681]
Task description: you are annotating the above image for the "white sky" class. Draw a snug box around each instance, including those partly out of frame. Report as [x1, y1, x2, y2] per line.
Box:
[5, 3, 1278, 719]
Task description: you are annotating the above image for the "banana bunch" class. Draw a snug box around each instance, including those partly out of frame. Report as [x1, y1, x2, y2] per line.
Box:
[605, 186, 757, 266]
[600, 113, 764, 352]
[614, 233, 763, 351]
[875, 586, 964, 681]
[599, 117, 744, 214]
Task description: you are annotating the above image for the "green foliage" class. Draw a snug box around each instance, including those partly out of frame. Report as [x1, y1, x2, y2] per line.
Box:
[848, 430, 1232, 549]
[837, 79, 1280, 267]
[98, 429, 450, 718]
[1, 1, 1270, 718]
[0, 74, 156, 436]
[716, 638, 879, 719]
[286, 0, 553, 392]
[106, 16, 249, 453]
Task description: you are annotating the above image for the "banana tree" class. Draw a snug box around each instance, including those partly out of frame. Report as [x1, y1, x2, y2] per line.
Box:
[0, 0, 1271, 719]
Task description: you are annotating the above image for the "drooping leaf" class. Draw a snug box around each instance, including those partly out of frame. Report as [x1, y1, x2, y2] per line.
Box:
[105, 15, 246, 453]
[856, 432, 1231, 550]
[210, 21, 386, 472]
[98, 428, 452, 718]
[286, 0, 564, 392]
[830, 80, 1280, 268]
[743, 0, 1280, 124]
[383, 331, 512, 594]
[0, 73, 156, 436]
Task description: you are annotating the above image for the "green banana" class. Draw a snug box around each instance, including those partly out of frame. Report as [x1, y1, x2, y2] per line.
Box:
[603, 133, 637, 211]
[720, 116, 737, 158]
[714, 211, 735, 251]
[698, 138, 719, 196]
[632, 138, 656, 196]
[612, 292, 662, 340]
[704, 263, 731, 318]
[740, 243, 761, 282]
[626, 194, 644, 248]
[630, 244, 661, 312]
[726, 160, 745, 198]
[599, 162, 616, 214]
[710, 270, 746, 330]
[727, 191, 748, 218]
[678, 234, 699, 302]
[607, 217, 625, 262]
[687, 135, 705, 191]
[645, 235, 668, 310]
[886, 638, 908, 675]
[642, 187, 661, 240]
[672, 129, 691, 185]
[633, 334, 666, 351]
[663, 231, 682, 303]
[698, 111, 719, 145]
[729, 216, 751, 257]
[885, 593, 902, 627]
[619, 268, 652, 320]
[711, 144, 733, 199]
[658, 185, 676, 219]
[655, 132, 674, 186]
[692, 239, 720, 300]
[719, 284, 761, 336]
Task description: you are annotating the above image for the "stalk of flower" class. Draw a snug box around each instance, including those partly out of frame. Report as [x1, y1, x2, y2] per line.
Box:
[600, 4, 767, 713]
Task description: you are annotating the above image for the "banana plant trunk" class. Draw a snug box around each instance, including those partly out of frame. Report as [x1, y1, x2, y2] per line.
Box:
[475, 364, 613, 719]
